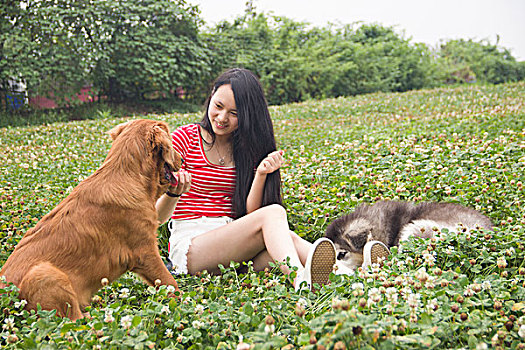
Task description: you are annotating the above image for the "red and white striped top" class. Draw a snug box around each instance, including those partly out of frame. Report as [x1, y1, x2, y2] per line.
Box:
[170, 124, 236, 220]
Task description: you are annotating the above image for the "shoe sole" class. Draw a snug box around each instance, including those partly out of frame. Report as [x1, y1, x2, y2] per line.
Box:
[363, 241, 390, 267]
[370, 243, 390, 264]
[310, 240, 336, 290]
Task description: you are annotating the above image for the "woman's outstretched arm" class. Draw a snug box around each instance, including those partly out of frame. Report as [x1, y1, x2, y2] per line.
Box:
[156, 171, 192, 224]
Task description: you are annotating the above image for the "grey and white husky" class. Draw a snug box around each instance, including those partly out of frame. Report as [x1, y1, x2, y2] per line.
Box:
[325, 201, 493, 270]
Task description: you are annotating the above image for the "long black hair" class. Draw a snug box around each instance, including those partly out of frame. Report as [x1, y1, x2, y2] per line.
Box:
[199, 68, 283, 218]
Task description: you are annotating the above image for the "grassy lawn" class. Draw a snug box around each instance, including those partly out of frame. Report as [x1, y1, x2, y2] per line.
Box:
[1, 82, 524, 349]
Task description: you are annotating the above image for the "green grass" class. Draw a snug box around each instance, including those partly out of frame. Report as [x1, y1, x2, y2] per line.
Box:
[1, 82, 524, 349]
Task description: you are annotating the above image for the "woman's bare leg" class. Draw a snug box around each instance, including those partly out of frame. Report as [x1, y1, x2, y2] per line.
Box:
[250, 231, 312, 271]
[187, 204, 305, 275]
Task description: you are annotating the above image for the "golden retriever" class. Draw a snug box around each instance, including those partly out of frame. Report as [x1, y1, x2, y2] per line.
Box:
[0, 119, 181, 320]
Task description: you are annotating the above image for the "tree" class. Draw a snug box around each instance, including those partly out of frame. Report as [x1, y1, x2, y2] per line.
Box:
[1, 0, 210, 108]
[438, 39, 524, 84]
[92, 0, 211, 102]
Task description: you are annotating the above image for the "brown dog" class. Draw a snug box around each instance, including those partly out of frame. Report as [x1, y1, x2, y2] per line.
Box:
[1, 119, 181, 320]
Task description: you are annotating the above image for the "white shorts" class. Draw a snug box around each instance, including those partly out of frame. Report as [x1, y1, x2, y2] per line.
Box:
[167, 216, 233, 274]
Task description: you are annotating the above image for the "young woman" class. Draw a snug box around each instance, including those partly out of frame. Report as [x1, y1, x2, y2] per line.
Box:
[156, 68, 340, 290]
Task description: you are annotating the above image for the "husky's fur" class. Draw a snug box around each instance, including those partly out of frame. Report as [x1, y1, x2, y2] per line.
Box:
[325, 201, 493, 270]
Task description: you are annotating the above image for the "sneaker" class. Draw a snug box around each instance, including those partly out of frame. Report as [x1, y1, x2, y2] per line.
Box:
[295, 238, 336, 291]
[294, 268, 309, 292]
[362, 240, 390, 268]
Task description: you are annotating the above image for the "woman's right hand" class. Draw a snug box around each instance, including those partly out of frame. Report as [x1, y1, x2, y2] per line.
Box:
[256, 150, 284, 175]
[168, 170, 192, 196]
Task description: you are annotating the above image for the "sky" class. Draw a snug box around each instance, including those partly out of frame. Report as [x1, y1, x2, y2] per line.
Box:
[187, 0, 525, 61]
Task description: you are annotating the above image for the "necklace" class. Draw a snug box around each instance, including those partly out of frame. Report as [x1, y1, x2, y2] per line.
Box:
[215, 143, 229, 166]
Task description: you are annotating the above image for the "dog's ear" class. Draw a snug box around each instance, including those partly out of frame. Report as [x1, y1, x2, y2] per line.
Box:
[108, 121, 131, 141]
[340, 218, 371, 251]
[148, 123, 171, 152]
[149, 122, 182, 171]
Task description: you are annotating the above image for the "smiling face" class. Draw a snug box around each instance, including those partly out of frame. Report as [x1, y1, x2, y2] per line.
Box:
[207, 84, 238, 138]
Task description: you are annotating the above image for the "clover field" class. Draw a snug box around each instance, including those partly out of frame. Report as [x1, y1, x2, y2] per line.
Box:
[1, 82, 525, 349]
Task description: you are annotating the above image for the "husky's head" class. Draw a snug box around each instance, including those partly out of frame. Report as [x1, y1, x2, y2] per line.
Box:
[325, 217, 373, 270]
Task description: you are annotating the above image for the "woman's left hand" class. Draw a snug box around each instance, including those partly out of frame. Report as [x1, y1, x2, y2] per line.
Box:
[256, 150, 284, 175]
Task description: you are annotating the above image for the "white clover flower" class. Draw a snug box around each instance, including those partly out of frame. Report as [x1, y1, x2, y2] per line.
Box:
[161, 305, 170, 314]
[491, 333, 499, 346]
[195, 304, 205, 314]
[497, 256, 507, 269]
[394, 275, 404, 285]
[519, 325, 525, 339]
[409, 307, 418, 321]
[426, 298, 439, 313]
[332, 298, 343, 310]
[415, 267, 429, 282]
[400, 286, 412, 298]
[352, 288, 364, 297]
[378, 271, 388, 281]
[407, 293, 420, 309]
[166, 285, 176, 293]
[119, 288, 130, 299]
[423, 252, 435, 266]
[120, 315, 133, 329]
[396, 260, 406, 269]
[14, 299, 27, 309]
[264, 324, 275, 334]
[368, 287, 381, 300]
[2, 317, 15, 330]
[352, 282, 364, 290]
[104, 308, 115, 323]
[464, 287, 475, 297]
[476, 342, 488, 350]
[165, 328, 174, 338]
[237, 336, 250, 350]
[385, 287, 398, 303]
[470, 283, 482, 293]
[367, 288, 382, 305]
[425, 277, 436, 289]
[192, 320, 204, 329]
[482, 281, 491, 290]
